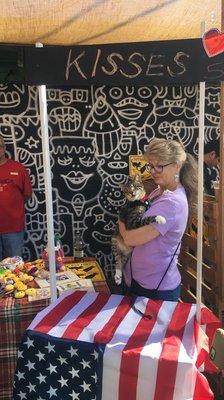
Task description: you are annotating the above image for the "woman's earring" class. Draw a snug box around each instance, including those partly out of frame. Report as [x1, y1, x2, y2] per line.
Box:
[174, 173, 179, 182]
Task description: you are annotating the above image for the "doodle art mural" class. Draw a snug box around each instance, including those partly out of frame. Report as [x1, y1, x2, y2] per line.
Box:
[0, 83, 220, 277]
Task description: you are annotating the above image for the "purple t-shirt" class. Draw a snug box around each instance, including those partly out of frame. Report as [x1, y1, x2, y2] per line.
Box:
[124, 186, 188, 290]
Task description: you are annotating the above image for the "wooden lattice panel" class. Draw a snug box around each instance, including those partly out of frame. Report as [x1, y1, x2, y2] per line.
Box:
[179, 196, 219, 315]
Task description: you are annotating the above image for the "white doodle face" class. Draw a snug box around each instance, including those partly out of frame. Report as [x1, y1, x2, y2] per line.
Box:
[83, 205, 117, 255]
[96, 86, 158, 129]
[0, 84, 29, 114]
[83, 95, 122, 156]
[97, 135, 138, 181]
[47, 88, 89, 104]
[205, 85, 220, 138]
[146, 102, 198, 150]
[49, 106, 82, 134]
[98, 174, 127, 216]
[51, 136, 102, 203]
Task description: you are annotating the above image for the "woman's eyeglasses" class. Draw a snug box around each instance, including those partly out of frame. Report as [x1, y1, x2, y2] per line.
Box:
[145, 162, 173, 173]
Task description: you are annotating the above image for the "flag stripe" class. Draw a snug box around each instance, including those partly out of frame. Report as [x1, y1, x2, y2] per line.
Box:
[195, 322, 209, 369]
[201, 307, 220, 373]
[101, 297, 147, 400]
[153, 302, 192, 400]
[32, 290, 87, 334]
[94, 296, 133, 344]
[62, 292, 112, 339]
[118, 300, 163, 400]
[193, 371, 214, 400]
[77, 294, 126, 343]
[136, 301, 178, 400]
[48, 292, 99, 338]
[28, 290, 74, 330]
[172, 304, 198, 400]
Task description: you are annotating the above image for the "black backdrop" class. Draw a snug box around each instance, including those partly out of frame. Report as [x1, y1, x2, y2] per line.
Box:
[0, 83, 220, 277]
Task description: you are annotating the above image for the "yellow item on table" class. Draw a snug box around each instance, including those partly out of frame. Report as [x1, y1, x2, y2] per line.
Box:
[14, 282, 21, 289]
[4, 270, 12, 276]
[6, 273, 16, 279]
[25, 288, 36, 296]
[5, 284, 14, 291]
[19, 273, 31, 283]
[14, 282, 27, 291]
[14, 291, 26, 299]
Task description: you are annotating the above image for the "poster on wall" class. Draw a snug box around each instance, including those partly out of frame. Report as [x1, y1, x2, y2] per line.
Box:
[129, 155, 151, 181]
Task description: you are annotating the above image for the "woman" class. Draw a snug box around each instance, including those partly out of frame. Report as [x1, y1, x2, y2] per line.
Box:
[119, 138, 198, 301]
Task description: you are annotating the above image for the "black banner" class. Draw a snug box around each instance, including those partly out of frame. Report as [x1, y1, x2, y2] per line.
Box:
[23, 39, 224, 86]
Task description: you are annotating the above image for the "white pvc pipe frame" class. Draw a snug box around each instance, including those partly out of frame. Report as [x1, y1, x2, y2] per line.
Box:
[197, 82, 205, 324]
[35, 43, 205, 314]
[36, 42, 57, 302]
[196, 20, 206, 324]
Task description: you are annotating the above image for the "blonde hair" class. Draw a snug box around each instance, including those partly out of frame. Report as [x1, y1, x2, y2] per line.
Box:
[144, 138, 198, 215]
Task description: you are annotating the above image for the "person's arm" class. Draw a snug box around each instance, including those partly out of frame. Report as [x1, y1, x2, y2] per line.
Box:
[118, 220, 160, 246]
[21, 165, 33, 201]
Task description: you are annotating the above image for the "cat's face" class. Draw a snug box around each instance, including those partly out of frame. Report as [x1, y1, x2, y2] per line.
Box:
[121, 175, 146, 201]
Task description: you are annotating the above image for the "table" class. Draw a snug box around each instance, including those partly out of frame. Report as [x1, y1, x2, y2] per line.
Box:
[12, 292, 220, 400]
[0, 296, 49, 400]
[0, 279, 109, 400]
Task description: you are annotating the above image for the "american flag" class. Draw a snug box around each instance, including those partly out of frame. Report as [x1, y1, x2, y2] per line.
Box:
[13, 290, 219, 400]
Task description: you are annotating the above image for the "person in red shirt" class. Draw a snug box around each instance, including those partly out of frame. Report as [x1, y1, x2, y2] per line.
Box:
[0, 135, 32, 260]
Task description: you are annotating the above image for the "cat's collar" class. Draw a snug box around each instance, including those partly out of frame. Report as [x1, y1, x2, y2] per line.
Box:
[140, 195, 151, 206]
[140, 194, 148, 202]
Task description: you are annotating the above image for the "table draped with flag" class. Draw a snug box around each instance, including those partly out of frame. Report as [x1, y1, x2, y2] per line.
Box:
[13, 290, 220, 400]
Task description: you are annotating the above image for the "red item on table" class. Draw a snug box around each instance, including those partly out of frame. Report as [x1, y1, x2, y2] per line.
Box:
[41, 246, 65, 272]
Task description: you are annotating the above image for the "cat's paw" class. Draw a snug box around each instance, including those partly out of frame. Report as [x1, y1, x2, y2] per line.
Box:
[155, 215, 166, 224]
[114, 270, 122, 285]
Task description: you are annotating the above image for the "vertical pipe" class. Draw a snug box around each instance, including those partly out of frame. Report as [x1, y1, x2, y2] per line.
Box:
[196, 21, 206, 323]
[218, 0, 224, 319]
[36, 42, 57, 302]
[196, 81, 205, 323]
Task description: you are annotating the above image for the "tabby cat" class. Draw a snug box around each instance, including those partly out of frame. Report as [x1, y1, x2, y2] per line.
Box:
[111, 174, 166, 285]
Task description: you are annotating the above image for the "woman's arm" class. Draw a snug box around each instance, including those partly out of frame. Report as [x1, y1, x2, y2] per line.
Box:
[118, 220, 160, 246]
